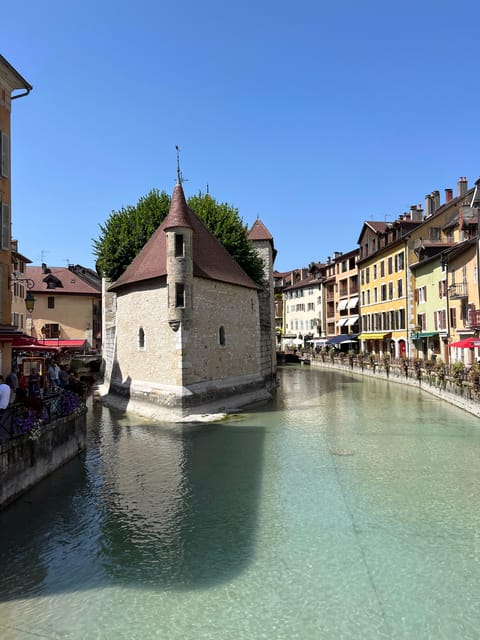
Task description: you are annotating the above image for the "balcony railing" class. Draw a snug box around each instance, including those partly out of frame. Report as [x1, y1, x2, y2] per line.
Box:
[469, 310, 480, 329]
[448, 283, 468, 299]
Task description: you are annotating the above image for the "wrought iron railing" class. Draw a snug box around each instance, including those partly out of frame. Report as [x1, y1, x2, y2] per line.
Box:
[448, 283, 468, 298]
[0, 389, 87, 442]
[469, 310, 480, 329]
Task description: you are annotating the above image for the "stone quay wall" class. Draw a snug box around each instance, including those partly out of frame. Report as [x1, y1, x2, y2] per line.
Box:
[0, 409, 87, 510]
[308, 358, 480, 419]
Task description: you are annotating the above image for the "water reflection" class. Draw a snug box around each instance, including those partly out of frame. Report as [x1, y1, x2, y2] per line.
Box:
[1, 366, 480, 640]
[0, 402, 264, 601]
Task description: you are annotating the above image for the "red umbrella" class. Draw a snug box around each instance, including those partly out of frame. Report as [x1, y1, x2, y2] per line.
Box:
[449, 337, 480, 348]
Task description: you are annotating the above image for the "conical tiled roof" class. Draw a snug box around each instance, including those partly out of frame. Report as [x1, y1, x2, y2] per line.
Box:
[110, 184, 260, 291]
[248, 218, 273, 241]
[164, 183, 192, 230]
[248, 218, 276, 261]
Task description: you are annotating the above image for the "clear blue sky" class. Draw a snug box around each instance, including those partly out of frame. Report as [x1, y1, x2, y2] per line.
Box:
[3, 0, 480, 273]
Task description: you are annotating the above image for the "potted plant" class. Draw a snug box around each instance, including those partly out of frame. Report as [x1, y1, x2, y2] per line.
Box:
[452, 361, 465, 389]
[382, 352, 391, 377]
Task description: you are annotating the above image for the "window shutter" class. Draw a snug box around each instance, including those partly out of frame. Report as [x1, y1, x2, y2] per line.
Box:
[1, 203, 10, 250]
[1, 132, 9, 178]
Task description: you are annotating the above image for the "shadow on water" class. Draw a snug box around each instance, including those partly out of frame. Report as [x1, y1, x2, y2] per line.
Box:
[0, 400, 265, 601]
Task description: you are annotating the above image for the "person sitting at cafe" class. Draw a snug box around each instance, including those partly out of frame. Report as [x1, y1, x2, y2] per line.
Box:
[0, 375, 11, 409]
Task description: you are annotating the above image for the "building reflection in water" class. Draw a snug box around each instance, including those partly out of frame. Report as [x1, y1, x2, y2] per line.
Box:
[0, 402, 265, 600]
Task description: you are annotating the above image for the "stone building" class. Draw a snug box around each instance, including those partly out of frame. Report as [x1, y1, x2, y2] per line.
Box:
[24, 263, 102, 351]
[101, 180, 276, 421]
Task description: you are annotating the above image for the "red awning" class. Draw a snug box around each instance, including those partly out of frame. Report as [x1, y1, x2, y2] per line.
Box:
[12, 336, 60, 352]
[40, 339, 86, 349]
[449, 337, 480, 349]
[17, 344, 60, 352]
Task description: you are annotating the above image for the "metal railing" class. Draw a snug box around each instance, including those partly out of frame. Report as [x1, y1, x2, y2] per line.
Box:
[307, 353, 480, 403]
[0, 388, 87, 442]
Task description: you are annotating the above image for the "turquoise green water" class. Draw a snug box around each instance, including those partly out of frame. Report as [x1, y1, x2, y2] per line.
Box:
[1, 366, 480, 639]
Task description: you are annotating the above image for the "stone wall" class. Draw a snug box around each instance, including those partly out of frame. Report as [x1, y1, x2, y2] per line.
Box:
[100, 276, 272, 420]
[252, 240, 277, 390]
[0, 409, 87, 509]
[310, 358, 480, 419]
[111, 278, 261, 387]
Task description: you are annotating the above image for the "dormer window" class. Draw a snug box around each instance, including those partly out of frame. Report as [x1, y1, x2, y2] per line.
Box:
[43, 274, 63, 289]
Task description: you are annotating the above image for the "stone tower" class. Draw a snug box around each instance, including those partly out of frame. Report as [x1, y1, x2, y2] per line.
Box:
[165, 181, 194, 386]
[248, 219, 277, 391]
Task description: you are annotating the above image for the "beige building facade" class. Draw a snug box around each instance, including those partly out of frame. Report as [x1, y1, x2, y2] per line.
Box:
[24, 264, 101, 350]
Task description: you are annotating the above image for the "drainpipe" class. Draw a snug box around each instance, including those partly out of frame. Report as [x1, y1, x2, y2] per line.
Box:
[11, 87, 31, 100]
[442, 251, 450, 364]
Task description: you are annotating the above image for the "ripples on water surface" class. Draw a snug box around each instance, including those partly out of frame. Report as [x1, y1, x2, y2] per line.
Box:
[1, 366, 480, 639]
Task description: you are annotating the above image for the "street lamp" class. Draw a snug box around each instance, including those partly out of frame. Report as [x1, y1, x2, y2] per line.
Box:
[411, 324, 421, 357]
[24, 290, 35, 313]
[10, 275, 36, 334]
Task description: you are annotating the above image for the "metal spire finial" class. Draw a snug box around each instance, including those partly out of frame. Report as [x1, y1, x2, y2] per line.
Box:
[175, 145, 183, 185]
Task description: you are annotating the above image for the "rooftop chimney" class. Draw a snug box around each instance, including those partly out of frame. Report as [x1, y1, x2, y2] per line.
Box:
[432, 190, 440, 211]
[457, 176, 468, 198]
[409, 205, 423, 222]
[424, 194, 434, 217]
[445, 188, 453, 203]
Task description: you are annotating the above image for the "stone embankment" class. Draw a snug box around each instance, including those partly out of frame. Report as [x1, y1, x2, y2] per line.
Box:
[308, 357, 480, 419]
[0, 407, 87, 510]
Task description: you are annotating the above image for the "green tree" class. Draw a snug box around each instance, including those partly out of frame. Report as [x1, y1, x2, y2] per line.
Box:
[93, 189, 265, 284]
[93, 189, 171, 281]
[187, 192, 265, 284]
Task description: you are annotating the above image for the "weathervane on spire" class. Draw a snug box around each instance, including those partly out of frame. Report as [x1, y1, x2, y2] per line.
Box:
[175, 145, 187, 186]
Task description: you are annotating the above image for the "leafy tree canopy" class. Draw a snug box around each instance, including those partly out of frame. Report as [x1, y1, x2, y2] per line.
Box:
[92, 189, 265, 284]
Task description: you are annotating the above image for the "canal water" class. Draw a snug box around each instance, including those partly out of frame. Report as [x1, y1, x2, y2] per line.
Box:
[1, 365, 480, 639]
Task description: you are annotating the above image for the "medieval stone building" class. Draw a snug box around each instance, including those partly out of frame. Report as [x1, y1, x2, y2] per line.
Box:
[100, 180, 276, 421]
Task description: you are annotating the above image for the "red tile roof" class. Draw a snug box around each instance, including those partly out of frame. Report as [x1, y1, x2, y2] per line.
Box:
[110, 183, 260, 291]
[248, 219, 273, 241]
[26, 266, 101, 295]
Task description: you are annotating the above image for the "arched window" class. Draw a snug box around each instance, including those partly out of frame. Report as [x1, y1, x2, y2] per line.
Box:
[138, 327, 145, 349]
[219, 325, 226, 346]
